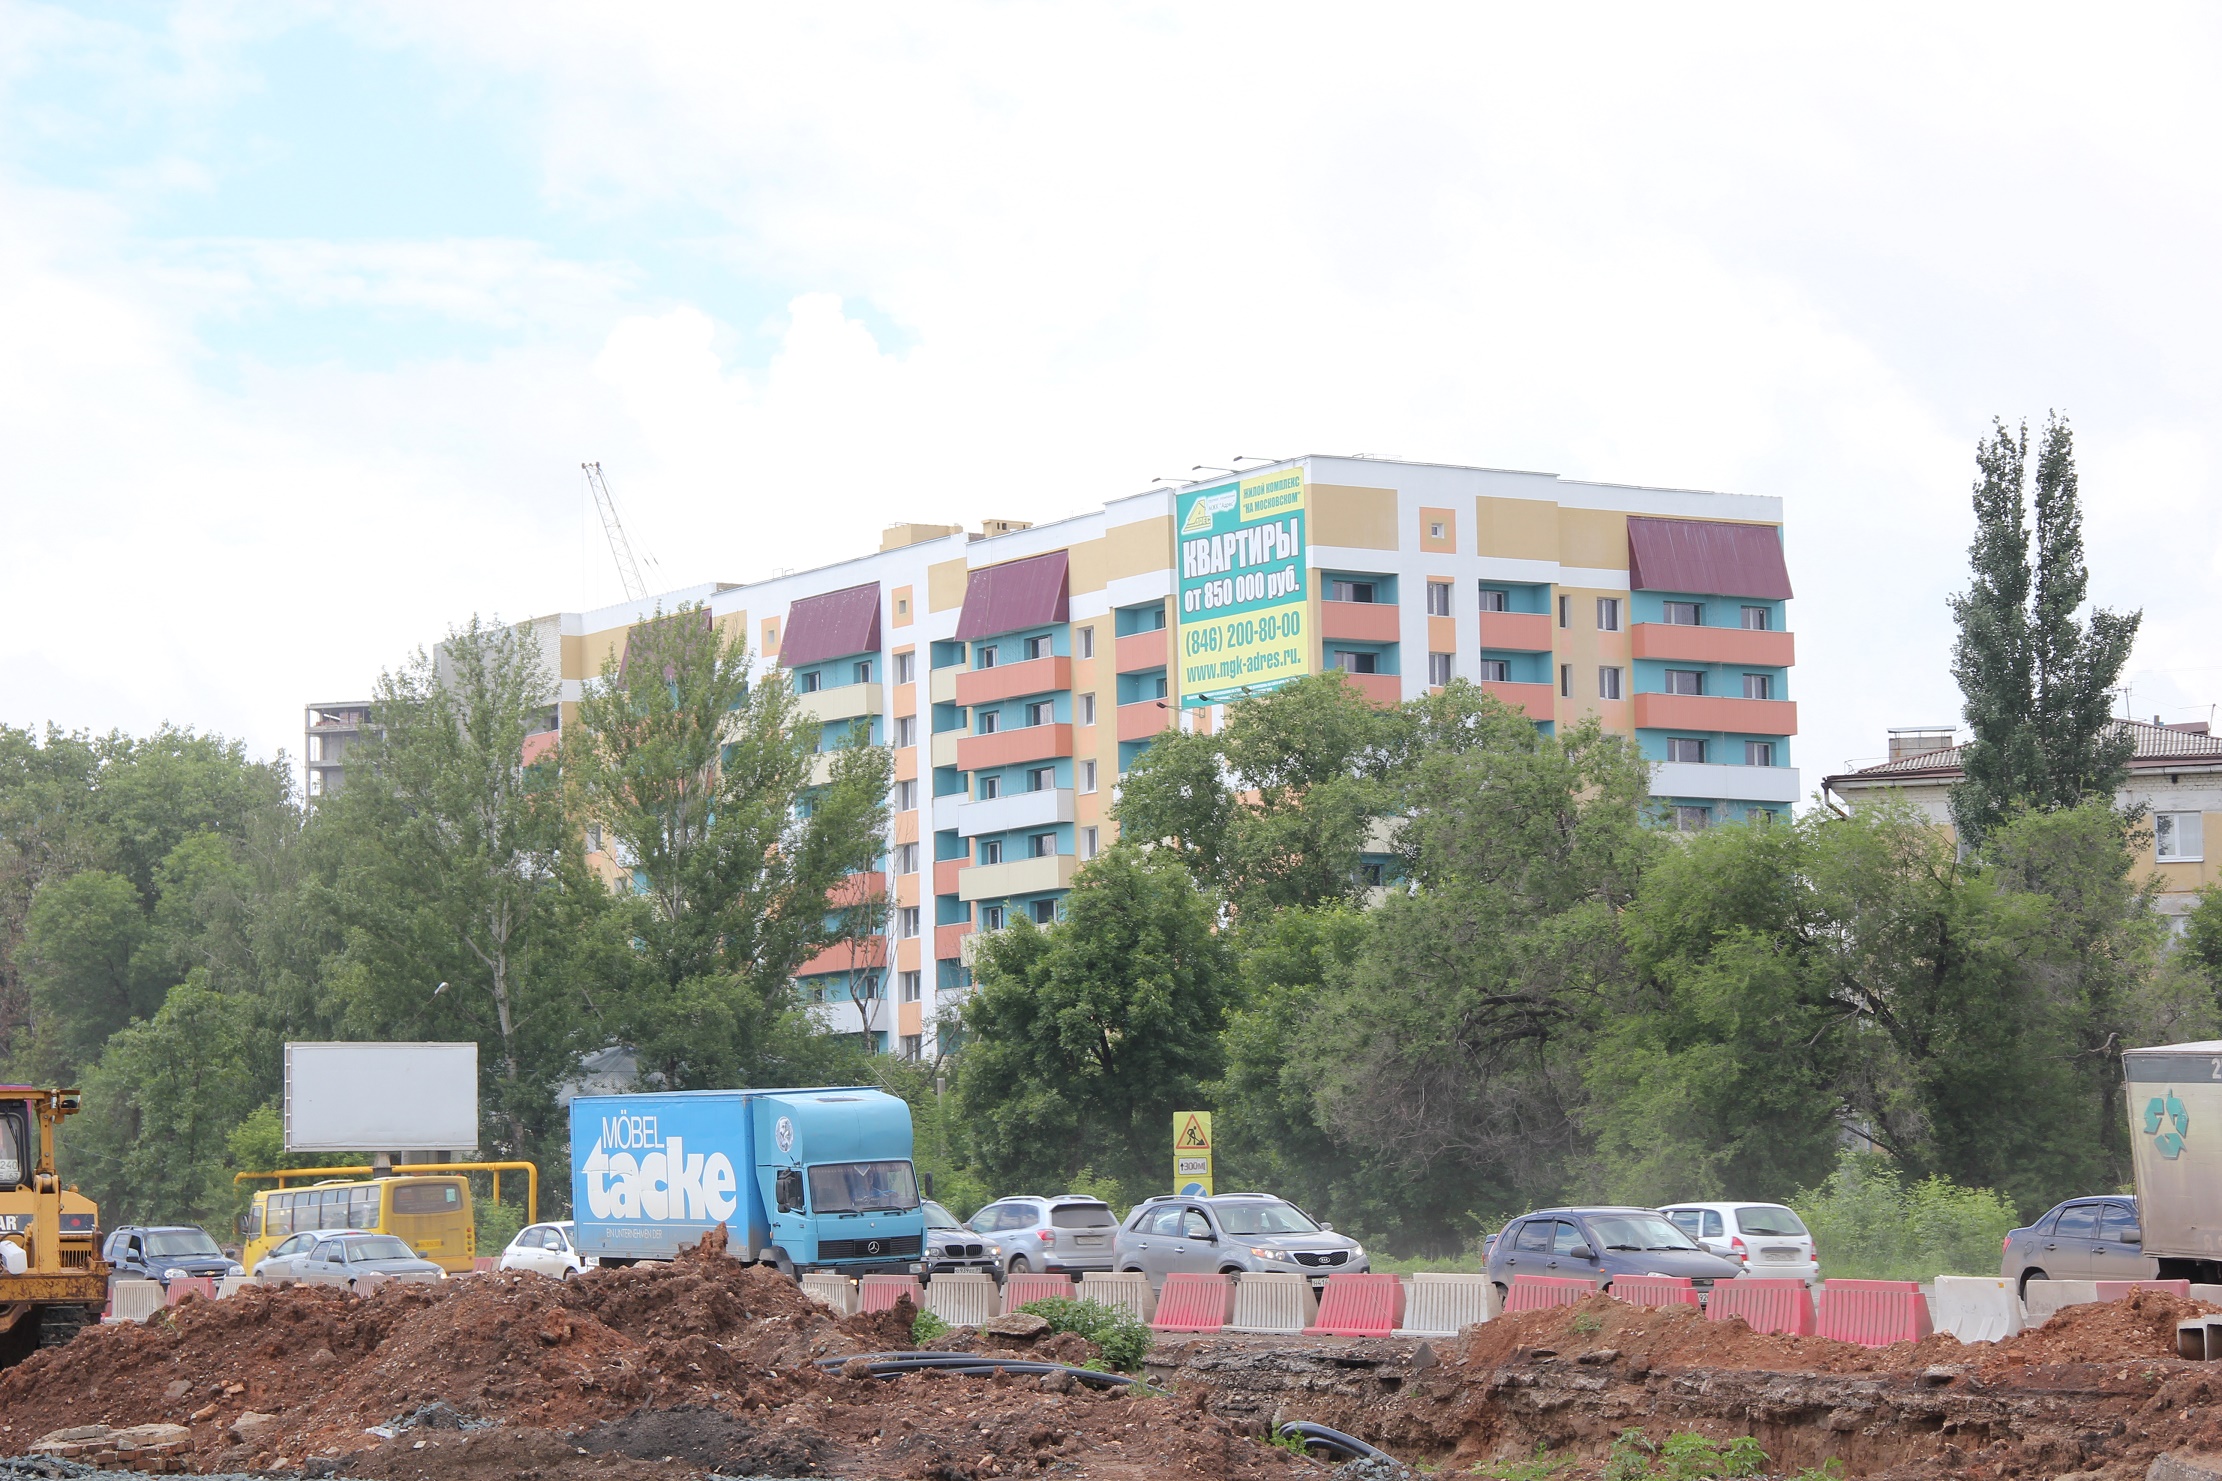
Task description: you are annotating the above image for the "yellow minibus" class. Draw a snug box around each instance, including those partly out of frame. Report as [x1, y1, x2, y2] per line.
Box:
[242, 1175, 474, 1274]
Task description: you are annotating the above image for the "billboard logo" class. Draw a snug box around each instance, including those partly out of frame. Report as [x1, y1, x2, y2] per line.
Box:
[2146, 1091, 2190, 1160]
[581, 1129, 741, 1222]
[1182, 490, 1237, 534]
[775, 1116, 796, 1154]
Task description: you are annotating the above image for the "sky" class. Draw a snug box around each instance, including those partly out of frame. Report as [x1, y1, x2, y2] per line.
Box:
[5, 2, 2221, 798]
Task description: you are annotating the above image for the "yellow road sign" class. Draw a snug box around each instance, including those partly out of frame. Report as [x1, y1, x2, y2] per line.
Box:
[1173, 1110, 1213, 1194]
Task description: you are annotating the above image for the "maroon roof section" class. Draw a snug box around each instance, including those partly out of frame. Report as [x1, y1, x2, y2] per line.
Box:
[955, 550, 1070, 641]
[1627, 517, 1793, 600]
[779, 582, 882, 668]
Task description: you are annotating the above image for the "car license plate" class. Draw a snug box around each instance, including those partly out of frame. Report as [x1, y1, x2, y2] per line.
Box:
[1073, 1236, 1106, 1247]
[1760, 1247, 1799, 1260]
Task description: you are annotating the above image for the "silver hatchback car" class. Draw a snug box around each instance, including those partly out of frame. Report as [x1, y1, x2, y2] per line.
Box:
[968, 1195, 1120, 1276]
[1113, 1193, 1367, 1290]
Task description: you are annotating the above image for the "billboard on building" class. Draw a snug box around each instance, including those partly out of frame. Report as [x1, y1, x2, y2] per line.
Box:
[1174, 471, 1310, 708]
[283, 1041, 479, 1152]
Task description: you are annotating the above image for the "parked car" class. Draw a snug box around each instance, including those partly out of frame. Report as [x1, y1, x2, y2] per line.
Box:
[1113, 1193, 1367, 1290]
[1657, 1202, 1819, 1284]
[252, 1228, 370, 1281]
[1484, 1207, 1740, 1298]
[968, 1195, 1120, 1276]
[284, 1232, 445, 1289]
[500, 1221, 596, 1279]
[922, 1200, 995, 1274]
[103, 1225, 242, 1287]
[2001, 1195, 2155, 1296]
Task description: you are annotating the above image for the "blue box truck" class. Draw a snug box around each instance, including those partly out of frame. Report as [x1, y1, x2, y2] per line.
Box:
[570, 1086, 926, 1276]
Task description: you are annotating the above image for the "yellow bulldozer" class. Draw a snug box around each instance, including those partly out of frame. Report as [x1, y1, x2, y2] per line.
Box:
[0, 1087, 109, 1365]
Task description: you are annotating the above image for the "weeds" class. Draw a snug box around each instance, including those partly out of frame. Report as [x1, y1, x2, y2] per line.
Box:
[1017, 1296, 1153, 1373]
[1469, 1442, 1570, 1479]
[1602, 1429, 1767, 1481]
[911, 1309, 951, 1346]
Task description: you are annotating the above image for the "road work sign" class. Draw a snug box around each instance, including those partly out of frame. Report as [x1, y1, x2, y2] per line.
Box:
[1174, 1110, 1213, 1195]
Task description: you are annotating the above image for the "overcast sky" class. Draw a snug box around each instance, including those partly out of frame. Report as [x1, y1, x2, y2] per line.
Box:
[6, 3, 2219, 798]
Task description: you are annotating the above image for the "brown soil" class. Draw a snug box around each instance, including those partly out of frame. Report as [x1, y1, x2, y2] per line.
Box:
[0, 1229, 1315, 1480]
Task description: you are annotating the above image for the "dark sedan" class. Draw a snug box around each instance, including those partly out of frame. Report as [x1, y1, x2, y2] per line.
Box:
[1486, 1207, 1742, 1298]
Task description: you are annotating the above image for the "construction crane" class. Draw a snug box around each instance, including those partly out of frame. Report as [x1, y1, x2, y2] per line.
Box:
[581, 461, 661, 603]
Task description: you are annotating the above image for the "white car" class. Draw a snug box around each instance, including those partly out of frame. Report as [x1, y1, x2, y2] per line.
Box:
[1657, 1202, 1818, 1283]
[500, 1221, 595, 1279]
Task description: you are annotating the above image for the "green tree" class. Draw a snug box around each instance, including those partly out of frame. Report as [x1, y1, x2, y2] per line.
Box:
[1950, 414, 2141, 842]
[317, 616, 593, 1158]
[20, 870, 159, 1081]
[956, 847, 1236, 1200]
[566, 604, 891, 1089]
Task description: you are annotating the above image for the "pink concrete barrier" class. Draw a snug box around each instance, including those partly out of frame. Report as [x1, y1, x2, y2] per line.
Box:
[1304, 1273, 1404, 1337]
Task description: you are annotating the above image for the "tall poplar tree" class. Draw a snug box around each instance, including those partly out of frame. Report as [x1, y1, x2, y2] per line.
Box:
[1948, 414, 2141, 842]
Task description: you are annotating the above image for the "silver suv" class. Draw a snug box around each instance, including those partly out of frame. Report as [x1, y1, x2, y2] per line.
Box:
[968, 1195, 1120, 1276]
[1112, 1193, 1367, 1289]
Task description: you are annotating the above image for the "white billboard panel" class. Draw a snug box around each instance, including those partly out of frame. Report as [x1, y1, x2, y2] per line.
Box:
[284, 1041, 479, 1152]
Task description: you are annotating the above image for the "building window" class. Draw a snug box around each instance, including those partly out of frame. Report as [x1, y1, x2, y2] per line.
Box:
[979, 903, 1005, 931]
[1429, 520, 1446, 540]
[894, 715, 917, 748]
[1328, 578, 1377, 603]
[1599, 666, 1623, 700]
[1742, 673, 1774, 700]
[894, 779, 918, 811]
[900, 1033, 922, 1060]
[1674, 805, 1712, 833]
[1031, 899, 1057, 925]
[1745, 741, 1775, 767]
[1664, 601, 1702, 626]
[1081, 825, 1099, 859]
[799, 671, 822, 693]
[1668, 738, 1708, 764]
[1028, 766, 1055, 792]
[585, 823, 603, 854]
[1081, 758, 1098, 793]
[896, 842, 920, 875]
[1358, 861, 1386, 888]
[977, 774, 1001, 800]
[1558, 663, 1572, 697]
[977, 709, 1000, 734]
[1428, 652, 1453, 686]
[1023, 634, 1051, 661]
[900, 970, 922, 1002]
[1030, 832, 1057, 858]
[2158, 812, 2206, 861]
[1426, 581, 1453, 617]
[894, 651, 916, 683]
[1023, 700, 1051, 727]
[1333, 651, 1378, 675]
[1665, 669, 1706, 696]
[1479, 587, 1508, 613]
[1740, 606, 1771, 631]
[1080, 692, 1097, 726]
[976, 644, 998, 669]
[853, 659, 874, 685]
[1596, 598, 1622, 632]
[1479, 659, 1510, 683]
[896, 906, 920, 938]
[980, 839, 1004, 865]
[1078, 626, 1095, 659]
[1558, 594, 1571, 628]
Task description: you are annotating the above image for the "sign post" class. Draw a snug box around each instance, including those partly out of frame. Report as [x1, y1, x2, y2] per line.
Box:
[1174, 471, 1310, 709]
[1174, 1110, 1214, 1195]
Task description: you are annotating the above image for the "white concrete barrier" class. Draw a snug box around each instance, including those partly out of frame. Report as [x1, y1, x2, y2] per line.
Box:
[108, 1280, 164, 1323]
[1077, 1272, 1156, 1324]
[925, 1272, 997, 1327]
[2022, 1279, 2101, 1325]
[1229, 1273, 1316, 1334]
[1930, 1276, 2023, 1343]
[2192, 1284, 2222, 1307]
[1396, 1273, 1496, 1337]
[215, 1276, 255, 1300]
[800, 1273, 857, 1315]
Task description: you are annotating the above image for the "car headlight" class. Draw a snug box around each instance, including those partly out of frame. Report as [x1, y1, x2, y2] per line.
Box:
[1348, 1245, 1365, 1261]
[163, 1268, 188, 1280]
[228, 1263, 245, 1277]
[1250, 1247, 1297, 1262]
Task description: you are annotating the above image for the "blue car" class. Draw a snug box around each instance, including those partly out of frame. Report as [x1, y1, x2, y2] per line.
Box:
[1485, 1206, 1741, 1299]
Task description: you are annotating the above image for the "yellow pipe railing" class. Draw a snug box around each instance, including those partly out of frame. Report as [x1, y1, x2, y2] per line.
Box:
[233, 1160, 539, 1224]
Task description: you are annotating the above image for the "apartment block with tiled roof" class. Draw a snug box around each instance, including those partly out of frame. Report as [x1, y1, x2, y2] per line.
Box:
[529, 455, 1800, 1058]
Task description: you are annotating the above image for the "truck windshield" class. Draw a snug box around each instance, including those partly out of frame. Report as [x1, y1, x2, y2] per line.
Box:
[0, 1106, 23, 1188]
[807, 1161, 919, 1214]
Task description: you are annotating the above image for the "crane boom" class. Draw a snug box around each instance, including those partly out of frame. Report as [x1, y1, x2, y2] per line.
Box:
[582, 461, 653, 603]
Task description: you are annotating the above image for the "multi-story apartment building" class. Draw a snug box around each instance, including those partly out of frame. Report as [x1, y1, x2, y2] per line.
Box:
[302, 700, 375, 801]
[530, 455, 1798, 1058]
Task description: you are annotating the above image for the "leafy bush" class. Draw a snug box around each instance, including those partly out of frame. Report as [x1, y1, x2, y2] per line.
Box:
[1790, 1151, 2019, 1281]
[474, 1196, 525, 1256]
[912, 1308, 951, 1346]
[1602, 1429, 1766, 1481]
[1017, 1296, 1152, 1372]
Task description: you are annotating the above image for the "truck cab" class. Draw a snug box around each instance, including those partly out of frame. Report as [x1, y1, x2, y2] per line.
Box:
[752, 1091, 923, 1274]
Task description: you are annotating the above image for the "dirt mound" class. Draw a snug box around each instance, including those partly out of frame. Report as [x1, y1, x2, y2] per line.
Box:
[1976, 1287, 2217, 1367]
[1455, 1293, 1890, 1375]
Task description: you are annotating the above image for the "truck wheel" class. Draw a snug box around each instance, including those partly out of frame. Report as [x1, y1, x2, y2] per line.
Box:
[36, 1306, 93, 1349]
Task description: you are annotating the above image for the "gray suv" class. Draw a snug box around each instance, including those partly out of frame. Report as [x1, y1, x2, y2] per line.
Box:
[2001, 1196, 2156, 1296]
[1112, 1193, 1367, 1289]
[968, 1195, 1119, 1276]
